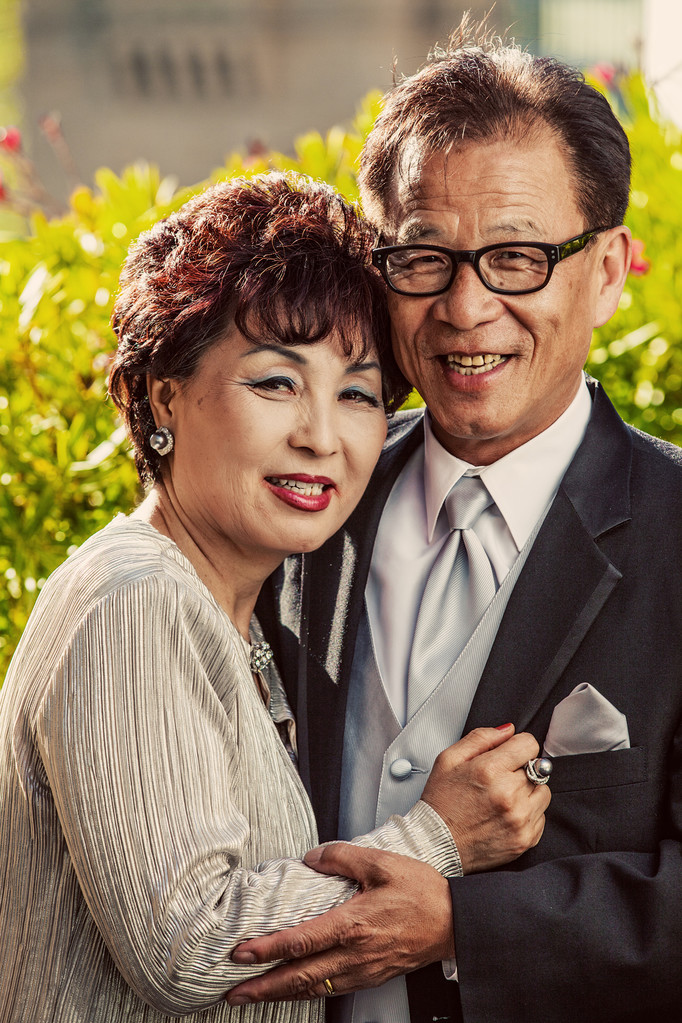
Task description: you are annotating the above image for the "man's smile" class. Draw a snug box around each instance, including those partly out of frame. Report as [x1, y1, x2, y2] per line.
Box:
[443, 352, 509, 376]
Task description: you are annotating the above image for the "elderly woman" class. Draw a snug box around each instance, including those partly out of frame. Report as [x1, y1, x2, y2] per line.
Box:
[0, 173, 547, 1022]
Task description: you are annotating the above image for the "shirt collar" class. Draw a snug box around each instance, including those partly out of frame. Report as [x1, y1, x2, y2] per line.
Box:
[423, 377, 593, 546]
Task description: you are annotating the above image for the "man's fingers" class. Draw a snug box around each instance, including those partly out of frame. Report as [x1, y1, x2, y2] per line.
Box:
[232, 907, 346, 966]
[227, 960, 322, 1006]
[304, 840, 390, 883]
[229, 854, 456, 1006]
[232, 844, 409, 966]
[227, 953, 354, 1006]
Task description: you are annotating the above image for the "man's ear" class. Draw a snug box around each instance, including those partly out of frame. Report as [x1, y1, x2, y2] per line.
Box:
[593, 226, 632, 329]
[147, 373, 177, 429]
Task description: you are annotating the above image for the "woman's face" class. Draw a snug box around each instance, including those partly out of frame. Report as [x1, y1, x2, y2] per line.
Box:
[156, 324, 387, 565]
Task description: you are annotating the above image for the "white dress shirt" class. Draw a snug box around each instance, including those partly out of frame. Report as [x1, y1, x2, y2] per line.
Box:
[366, 377, 594, 726]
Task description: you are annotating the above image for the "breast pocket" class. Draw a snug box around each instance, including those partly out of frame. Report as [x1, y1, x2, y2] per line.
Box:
[544, 746, 652, 856]
[549, 746, 648, 793]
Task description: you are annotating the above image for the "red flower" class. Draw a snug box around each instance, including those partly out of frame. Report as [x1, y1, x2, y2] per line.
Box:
[592, 63, 616, 87]
[629, 239, 650, 277]
[0, 172, 6, 202]
[0, 126, 22, 152]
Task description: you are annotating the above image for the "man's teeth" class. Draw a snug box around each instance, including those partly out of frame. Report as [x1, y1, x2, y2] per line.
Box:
[445, 353, 506, 375]
[269, 477, 325, 496]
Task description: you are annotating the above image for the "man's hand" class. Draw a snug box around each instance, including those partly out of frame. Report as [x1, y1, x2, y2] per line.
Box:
[226, 844, 454, 1006]
[225, 725, 549, 1005]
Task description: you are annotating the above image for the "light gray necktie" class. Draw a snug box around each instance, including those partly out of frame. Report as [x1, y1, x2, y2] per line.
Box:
[407, 475, 497, 719]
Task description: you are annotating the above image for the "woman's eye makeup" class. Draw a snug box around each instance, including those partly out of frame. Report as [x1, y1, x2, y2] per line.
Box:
[247, 375, 296, 393]
[245, 374, 381, 407]
[340, 386, 381, 407]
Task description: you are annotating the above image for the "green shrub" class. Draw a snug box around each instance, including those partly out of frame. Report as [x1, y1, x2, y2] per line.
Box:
[0, 95, 382, 675]
[0, 77, 681, 680]
[586, 72, 682, 438]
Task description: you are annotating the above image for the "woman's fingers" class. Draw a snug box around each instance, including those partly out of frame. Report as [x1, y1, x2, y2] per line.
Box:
[436, 723, 518, 763]
[421, 726, 550, 874]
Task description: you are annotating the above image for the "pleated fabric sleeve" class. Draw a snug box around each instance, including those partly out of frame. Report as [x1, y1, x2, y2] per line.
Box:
[0, 518, 458, 1023]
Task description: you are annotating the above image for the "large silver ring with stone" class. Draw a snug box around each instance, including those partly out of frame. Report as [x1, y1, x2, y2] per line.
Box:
[525, 757, 553, 785]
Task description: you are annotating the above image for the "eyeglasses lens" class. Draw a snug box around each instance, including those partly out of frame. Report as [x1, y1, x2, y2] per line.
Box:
[481, 247, 549, 292]
[385, 246, 550, 295]
[384, 250, 451, 293]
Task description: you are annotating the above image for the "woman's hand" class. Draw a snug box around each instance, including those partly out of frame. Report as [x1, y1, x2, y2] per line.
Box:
[420, 724, 550, 874]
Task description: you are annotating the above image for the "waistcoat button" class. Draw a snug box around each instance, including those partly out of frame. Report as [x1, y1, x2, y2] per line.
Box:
[389, 758, 413, 779]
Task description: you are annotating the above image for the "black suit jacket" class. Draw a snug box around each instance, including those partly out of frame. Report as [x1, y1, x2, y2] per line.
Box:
[257, 381, 682, 1023]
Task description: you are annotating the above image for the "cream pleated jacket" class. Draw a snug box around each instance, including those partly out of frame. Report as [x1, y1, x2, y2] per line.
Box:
[0, 517, 458, 1022]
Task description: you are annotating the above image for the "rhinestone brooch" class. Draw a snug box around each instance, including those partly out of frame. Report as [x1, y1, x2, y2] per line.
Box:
[250, 641, 274, 673]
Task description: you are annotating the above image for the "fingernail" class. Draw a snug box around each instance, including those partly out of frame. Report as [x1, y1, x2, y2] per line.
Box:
[495, 722, 513, 730]
[304, 847, 322, 865]
[232, 951, 256, 964]
[227, 996, 251, 1006]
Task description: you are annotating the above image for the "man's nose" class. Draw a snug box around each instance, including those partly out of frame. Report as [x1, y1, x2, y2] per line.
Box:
[431, 262, 504, 331]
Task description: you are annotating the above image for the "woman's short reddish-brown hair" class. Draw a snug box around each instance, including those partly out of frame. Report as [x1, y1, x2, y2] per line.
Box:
[110, 172, 409, 483]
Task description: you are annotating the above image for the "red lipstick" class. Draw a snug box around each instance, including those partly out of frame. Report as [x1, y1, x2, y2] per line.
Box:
[265, 474, 335, 512]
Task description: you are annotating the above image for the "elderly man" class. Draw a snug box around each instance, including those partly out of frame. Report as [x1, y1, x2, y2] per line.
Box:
[239, 25, 682, 1023]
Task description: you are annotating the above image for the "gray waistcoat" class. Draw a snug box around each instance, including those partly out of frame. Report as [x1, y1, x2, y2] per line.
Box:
[335, 521, 541, 1023]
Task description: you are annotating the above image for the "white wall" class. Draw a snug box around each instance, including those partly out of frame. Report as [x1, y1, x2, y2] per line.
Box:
[643, 0, 682, 126]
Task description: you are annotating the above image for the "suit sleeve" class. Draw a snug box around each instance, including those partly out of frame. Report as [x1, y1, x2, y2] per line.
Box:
[448, 725, 682, 1023]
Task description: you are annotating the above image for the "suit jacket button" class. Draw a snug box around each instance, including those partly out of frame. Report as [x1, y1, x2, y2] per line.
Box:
[389, 758, 413, 779]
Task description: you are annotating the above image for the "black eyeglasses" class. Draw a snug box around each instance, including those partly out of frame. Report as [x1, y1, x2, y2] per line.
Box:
[372, 228, 610, 297]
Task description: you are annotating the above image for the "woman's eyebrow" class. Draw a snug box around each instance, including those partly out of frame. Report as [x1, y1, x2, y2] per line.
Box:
[240, 348, 380, 374]
[240, 344, 307, 364]
[347, 360, 381, 375]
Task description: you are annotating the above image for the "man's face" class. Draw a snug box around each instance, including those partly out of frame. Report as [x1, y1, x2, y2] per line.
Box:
[385, 132, 629, 463]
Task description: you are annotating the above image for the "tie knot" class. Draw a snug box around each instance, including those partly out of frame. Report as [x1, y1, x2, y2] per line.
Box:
[444, 475, 493, 532]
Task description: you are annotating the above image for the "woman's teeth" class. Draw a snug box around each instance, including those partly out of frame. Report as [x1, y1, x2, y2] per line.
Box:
[445, 353, 506, 375]
[268, 477, 326, 496]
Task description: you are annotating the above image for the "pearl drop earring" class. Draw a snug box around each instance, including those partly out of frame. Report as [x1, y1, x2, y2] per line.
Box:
[149, 426, 174, 456]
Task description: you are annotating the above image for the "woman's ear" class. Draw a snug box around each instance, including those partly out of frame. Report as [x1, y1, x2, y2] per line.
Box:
[593, 226, 632, 329]
[147, 373, 176, 429]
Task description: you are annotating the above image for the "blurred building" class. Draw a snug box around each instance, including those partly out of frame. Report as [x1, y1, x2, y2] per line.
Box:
[16, 0, 671, 200]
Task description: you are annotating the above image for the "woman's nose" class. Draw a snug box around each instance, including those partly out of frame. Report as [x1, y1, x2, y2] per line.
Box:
[289, 403, 340, 457]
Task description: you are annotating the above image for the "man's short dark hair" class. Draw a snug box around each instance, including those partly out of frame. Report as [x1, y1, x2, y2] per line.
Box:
[359, 16, 631, 235]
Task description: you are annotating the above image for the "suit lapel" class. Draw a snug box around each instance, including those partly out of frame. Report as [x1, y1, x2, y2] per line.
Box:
[306, 409, 426, 689]
[465, 382, 633, 733]
[304, 410, 424, 837]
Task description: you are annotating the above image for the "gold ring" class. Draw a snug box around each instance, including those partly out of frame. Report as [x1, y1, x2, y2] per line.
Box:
[323, 978, 335, 996]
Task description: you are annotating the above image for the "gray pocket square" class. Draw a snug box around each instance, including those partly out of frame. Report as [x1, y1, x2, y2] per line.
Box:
[543, 683, 630, 757]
